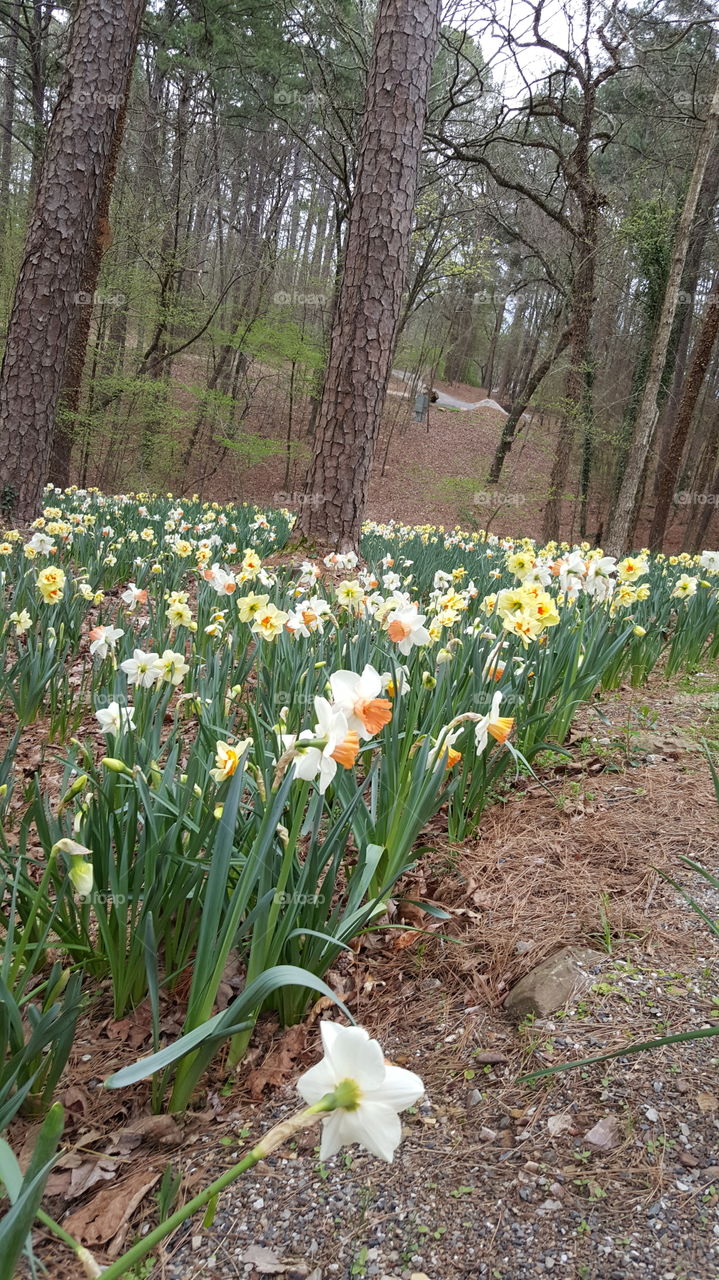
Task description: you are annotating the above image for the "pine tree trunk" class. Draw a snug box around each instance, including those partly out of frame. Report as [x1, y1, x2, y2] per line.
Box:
[0, 0, 20, 242]
[0, 0, 145, 521]
[294, 0, 441, 552]
[606, 72, 719, 556]
[649, 274, 719, 549]
[50, 91, 135, 489]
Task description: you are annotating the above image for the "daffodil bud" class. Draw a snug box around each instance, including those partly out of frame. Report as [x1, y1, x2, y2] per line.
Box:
[102, 757, 134, 776]
[58, 773, 89, 812]
[422, 672, 436, 689]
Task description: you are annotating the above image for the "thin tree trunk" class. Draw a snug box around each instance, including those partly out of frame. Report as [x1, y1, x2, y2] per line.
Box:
[651, 145, 719, 496]
[295, 0, 442, 552]
[606, 71, 719, 555]
[649, 274, 719, 549]
[683, 404, 719, 551]
[489, 322, 571, 484]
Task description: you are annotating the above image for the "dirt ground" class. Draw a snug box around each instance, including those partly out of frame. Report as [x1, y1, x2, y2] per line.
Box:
[14, 666, 719, 1280]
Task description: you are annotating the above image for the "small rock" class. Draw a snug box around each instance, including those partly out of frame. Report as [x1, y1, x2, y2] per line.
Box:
[515, 940, 534, 954]
[467, 1089, 482, 1107]
[479, 1126, 497, 1142]
[504, 946, 604, 1020]
[678, 1151, 700, 1169]
[547, 1113, 575, 1138]
[584, 1114, 622, 1151]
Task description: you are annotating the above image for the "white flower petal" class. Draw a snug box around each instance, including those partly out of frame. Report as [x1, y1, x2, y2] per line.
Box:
[363, 1063, 424, 1110]
[318, 1110, 346, 1160]
[296, 1058, 337, 1105]
[326, 1026, 385, 1089]
[342, 1101, 402, 1162]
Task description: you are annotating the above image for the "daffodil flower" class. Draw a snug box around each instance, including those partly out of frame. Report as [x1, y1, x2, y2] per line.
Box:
[297, 1022, 424, 1162]
[54, 838, 94, 898]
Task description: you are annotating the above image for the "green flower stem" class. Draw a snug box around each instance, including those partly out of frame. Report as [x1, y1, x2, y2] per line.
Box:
[90, 1093, 339, 1280]
[36, 1209, 103, 1278]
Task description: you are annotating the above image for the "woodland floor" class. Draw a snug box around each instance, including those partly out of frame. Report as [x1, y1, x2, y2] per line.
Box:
[13, 665, 719, 1280]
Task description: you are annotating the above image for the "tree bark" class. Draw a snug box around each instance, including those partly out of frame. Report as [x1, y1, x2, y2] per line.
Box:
[0, 0, 20, 242]
[50, 90, 135, 489]
[649, 274, 719, 549]
[0, 0, 146, 520]
[606, 71, 719, 556]
[294, 0, 442, 551]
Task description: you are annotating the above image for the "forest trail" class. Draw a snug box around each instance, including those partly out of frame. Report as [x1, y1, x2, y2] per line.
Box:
[391, 368, 509, 413]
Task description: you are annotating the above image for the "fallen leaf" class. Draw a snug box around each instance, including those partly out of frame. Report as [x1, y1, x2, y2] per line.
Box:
[106, 1114, 183, 1153]
[67, 1157, 117, 1200]
[245, 1025, 308, 1099]
[64, 1166, 162, 1244]
[697, 1092, 718, 1114]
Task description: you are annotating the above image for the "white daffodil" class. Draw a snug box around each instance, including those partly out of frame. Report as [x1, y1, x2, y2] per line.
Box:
[121, 648, 161, 688]
[328, 663, 393, 740]
[296, 1022, 424, 1162]
[282, 697, 359, 794]
[95, 701, 135, 735]
[153, 649, 190, 686]
[88, 624, 124, 660]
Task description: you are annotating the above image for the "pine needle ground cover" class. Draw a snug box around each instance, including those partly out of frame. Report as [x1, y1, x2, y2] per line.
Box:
[1, 487, 718, 1278]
